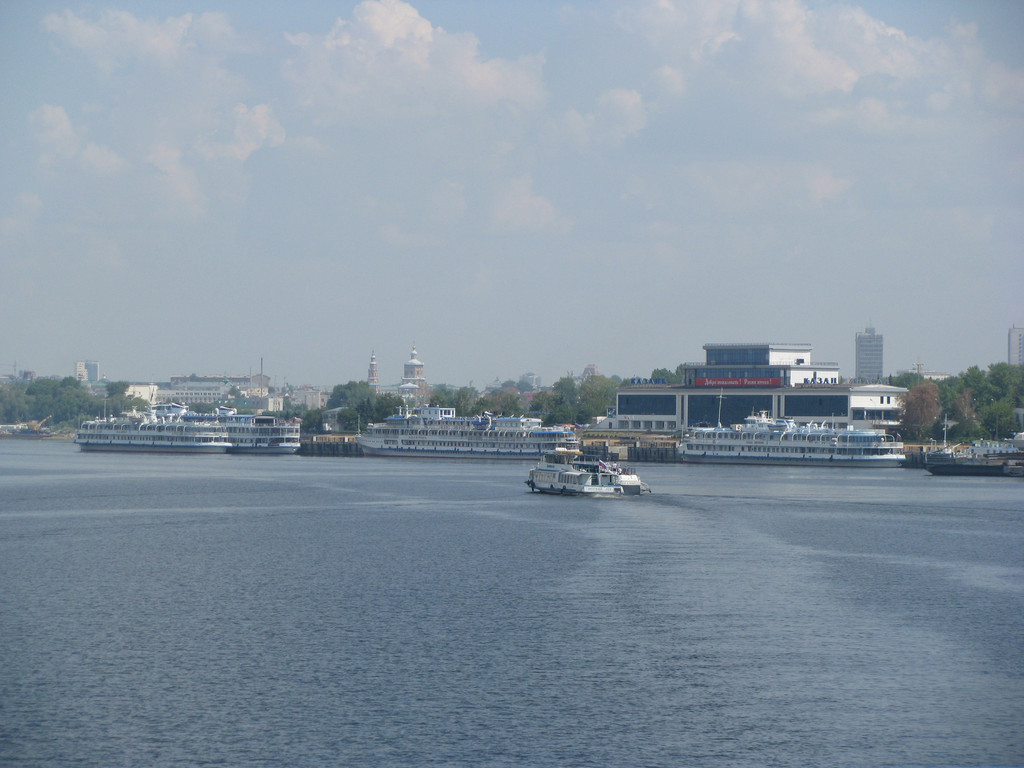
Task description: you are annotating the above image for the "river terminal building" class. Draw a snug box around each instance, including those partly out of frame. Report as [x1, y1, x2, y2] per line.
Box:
[610, 342, 904, 434]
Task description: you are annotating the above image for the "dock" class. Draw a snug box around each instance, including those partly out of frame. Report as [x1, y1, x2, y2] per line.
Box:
[300, 434, 363, 457]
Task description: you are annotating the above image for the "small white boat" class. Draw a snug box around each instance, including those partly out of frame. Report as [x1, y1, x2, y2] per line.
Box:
[526, 449, 651, 496]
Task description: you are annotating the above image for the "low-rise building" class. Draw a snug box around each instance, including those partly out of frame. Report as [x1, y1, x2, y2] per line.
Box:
[610, 342, 905, 433]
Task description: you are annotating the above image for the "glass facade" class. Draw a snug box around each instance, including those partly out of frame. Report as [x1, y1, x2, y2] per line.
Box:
[688, 367, 786, 385]
[705, 346, 770, 365]
[783, 395, 848, 418]
[617, 394, 677, 416]
[688, 394, 773, 427]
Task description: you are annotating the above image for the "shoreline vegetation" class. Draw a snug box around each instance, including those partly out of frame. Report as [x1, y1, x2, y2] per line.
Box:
[1, 362, 1021, 443]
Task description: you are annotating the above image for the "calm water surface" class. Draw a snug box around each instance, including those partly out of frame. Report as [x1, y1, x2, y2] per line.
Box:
[1, 440, 1022, 767]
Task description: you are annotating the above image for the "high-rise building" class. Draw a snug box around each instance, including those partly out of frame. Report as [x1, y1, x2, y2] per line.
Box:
[855, 326, 883, 382]
[75, 360, 99, 382]
[1010, 325, 1024, 366]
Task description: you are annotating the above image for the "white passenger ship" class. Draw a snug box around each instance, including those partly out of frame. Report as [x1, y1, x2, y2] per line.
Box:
[76, 404, 300, 455]
[679, 412, 905, 467]
[207, 407, 301, 455]
[75, 406, 232, 453]
[357, 406, 579, 459]
[527, 449, 651, 496]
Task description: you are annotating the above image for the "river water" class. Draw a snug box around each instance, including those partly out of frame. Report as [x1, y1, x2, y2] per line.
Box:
[1, 439, 1021, 767]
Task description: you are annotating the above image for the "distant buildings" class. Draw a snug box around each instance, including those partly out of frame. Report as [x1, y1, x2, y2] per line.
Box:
[367, 351, 379, 392]
[126, 383, 158, 403]
[75, 360, 99, 382]
[611, 341, 904, 433]
[855, 326, 883, 382]
[1010, 325, 1024, 366]
[291, 387, 325, 410]
[400, 344, 429, 403]
[520, 372, 541, 389]
[367, 345, 431, 405]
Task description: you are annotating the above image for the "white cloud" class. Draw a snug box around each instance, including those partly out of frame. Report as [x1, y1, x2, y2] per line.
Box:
[616, 0, 741, 63]
[42, 9, 241, 73]
[805, 165, 852, 203]
[652, 65, 686, 97]
[491, 175, 565, 232]
[747, 0, 860, 96]
[283, 0, 545, 121]
[551, 89, 647, 149]
[29, 104, 127, 173]
[0, 193, 43, 241]
[146, 144, 206, 218]
[30, 105, 79, 163]
[196, 104, 286, 162]
[78, 143, 128, 174]
[682, 160, 850, 210]
[429, 179, 467, 226]
[596, 88, 647, 141]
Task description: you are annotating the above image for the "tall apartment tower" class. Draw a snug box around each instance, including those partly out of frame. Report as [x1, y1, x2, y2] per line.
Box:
[367, 351, 379, 391]
[1010, 325, 1024, 366]
[855, 326, 883, 382]
[75, 360, 99, 382]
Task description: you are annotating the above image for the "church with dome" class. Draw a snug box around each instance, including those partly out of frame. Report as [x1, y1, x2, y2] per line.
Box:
[367, 345, 431, 404]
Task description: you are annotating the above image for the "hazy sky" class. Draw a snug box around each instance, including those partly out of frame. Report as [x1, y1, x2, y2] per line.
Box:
[2, 0, 1022, 388]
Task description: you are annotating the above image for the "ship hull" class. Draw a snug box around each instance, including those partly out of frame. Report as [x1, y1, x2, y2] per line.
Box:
[925, 463, 1012, 476]
[680, 453, 904, 468]
[359, 444, 555, 459]
[76, 443, 229, 454]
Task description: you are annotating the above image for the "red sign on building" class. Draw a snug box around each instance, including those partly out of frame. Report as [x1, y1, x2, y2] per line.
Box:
[696, 377, 782, 387]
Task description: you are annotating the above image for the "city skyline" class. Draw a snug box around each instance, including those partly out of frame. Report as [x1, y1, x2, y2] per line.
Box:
[13, 324, 1022, 391]
[2, 1, 1022, 386]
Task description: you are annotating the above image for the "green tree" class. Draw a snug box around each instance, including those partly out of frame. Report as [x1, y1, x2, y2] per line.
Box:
[986, 363, 1023, 404]
[302, 408, 323, 434]
[900, 381, 941, 441]
[327, 381, 375, 409]
[104, 381, 129, 398]
[578, 375, 618, 423]
[959, 366, 993, 408]
[946, 388, 985, 441]
[649, 367, 684, 385]
[980, 399, 1016, 439]
[546, 377, 579, 424]
[25, 377, 99, 426]
[491, 390, 525, 415]
[889, 372, 924, 389]
[429, 385, 481, 416]
[372, 393, 405, 421]
[0, 382, 32, 423]
[515, 376, 536, 393]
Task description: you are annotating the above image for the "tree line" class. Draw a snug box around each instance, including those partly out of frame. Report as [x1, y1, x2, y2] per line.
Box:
[11, 363, 1014, 442]
[306, 375, 622, 433]
[893, 363, 1023, 442]
[0, 374, 623, 434]
[0, 378, 147, 429]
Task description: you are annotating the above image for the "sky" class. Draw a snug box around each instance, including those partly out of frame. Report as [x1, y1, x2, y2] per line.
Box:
[2, 0, 1022, 389]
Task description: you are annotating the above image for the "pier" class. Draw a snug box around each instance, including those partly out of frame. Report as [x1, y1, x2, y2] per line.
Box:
[300, 434, 363, 457]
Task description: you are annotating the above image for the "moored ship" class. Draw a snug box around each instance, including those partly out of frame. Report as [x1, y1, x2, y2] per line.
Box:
[206, 407, 300, 455]
[76, 404, 300, 455]
[357, 406, 579, 459]
[75, 407, 232, 453]
[923, 442, 1024, 476]
[679, 412, 905, 467]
